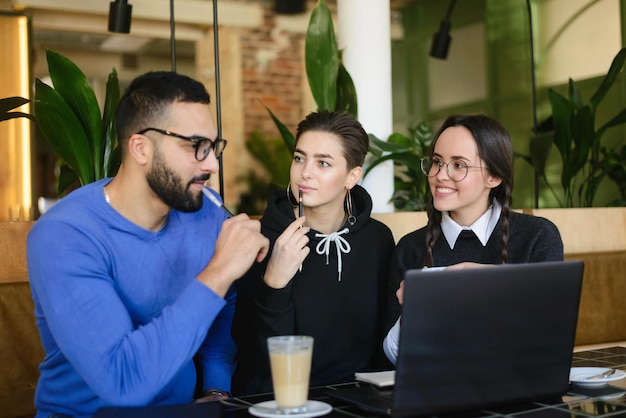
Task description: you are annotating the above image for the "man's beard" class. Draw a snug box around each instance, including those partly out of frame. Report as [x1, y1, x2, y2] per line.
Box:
[146, 149, 206, 213]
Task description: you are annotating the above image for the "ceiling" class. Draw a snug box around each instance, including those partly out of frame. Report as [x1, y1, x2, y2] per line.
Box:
[8, 0, 416, 59]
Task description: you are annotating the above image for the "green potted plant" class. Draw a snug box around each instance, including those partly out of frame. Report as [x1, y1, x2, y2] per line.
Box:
[34, 49, 121, 196]
[259, 0, 433, 211]
[266, 0, 358, 152]
[527, 47, 626, 207]
[365, 122, 434, 211]
[236, 131, 292, 215]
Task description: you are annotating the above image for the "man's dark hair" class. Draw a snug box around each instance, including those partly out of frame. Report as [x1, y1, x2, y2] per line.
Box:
[115, 71, 211, 149]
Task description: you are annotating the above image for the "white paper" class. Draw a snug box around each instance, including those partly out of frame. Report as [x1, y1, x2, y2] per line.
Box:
[354, 370, 396, 387]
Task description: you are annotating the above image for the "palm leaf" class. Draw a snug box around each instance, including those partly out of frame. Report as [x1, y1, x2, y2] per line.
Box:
[46, 49, 103, 178]
[34, 79, 95, 186]
[336, 61, 358, 116]
[102, 68, 120, 177]
[0, 97, 34, 121]
[305, 0, 338, 110]
[369, 133, 412, 153]
[589, 47, 626, 111]
[264, 103, 295, 152]
[363, 152, 421, 177]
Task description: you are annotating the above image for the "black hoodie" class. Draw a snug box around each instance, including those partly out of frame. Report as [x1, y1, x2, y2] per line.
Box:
[232, 185, 395, 395]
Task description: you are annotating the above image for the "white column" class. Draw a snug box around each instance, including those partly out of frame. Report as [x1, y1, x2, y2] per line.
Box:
[337, 0, 394, 213]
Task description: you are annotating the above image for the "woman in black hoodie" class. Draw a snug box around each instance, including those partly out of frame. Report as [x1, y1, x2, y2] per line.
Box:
[232, 110, 395, 395]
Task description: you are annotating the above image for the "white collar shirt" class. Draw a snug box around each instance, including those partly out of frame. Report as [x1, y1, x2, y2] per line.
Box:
[441, 200, 502, 249]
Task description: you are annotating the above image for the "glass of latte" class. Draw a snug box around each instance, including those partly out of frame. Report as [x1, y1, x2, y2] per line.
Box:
[267, 335, 314, 413]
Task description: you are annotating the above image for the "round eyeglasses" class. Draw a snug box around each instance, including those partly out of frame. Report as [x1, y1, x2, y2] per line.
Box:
[420, 156, 484, 182]
[137, 127, 227, 161]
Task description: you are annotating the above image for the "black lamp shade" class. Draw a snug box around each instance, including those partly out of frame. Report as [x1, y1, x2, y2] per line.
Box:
[108, 0, 133, 34]
[275, 0, 306, 14]
[430, 20, 452, 59]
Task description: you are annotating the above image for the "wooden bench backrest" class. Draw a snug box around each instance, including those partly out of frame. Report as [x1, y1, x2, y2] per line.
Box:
[0, 221, 34, 284]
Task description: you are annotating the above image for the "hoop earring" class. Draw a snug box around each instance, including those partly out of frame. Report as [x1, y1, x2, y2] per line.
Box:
[286, 184, 299, 207]
[346, 188, 356, 225]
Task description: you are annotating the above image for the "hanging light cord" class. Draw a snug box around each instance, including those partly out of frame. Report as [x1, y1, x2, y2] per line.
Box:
[444, 0, 457, 20]
[170, 0, 176, 72]
[525, 0, 540, 208]
[212, 0, 225, 199]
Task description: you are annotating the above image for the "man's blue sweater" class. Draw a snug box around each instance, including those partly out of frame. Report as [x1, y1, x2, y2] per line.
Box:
[27, 179, 234, 418]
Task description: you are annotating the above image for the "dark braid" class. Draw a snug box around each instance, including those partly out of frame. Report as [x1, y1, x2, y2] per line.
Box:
[423, 114, 514, 265]
[499, 201, 511, 264]
[422, 200, 441, 268]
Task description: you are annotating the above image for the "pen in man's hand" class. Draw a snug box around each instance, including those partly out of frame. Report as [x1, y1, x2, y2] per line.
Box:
[202, 187, 234, 218]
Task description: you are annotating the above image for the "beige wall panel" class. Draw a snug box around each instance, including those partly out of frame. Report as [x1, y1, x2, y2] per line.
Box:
[0, 13, 32, 221]
[196, 27, 244, 211]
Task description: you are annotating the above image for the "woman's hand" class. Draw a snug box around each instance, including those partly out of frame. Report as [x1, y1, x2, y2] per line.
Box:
[446, 262, 493, 270]
[263, 217, 311, 289]
[396, 263, 492, 304]
[396, 280, 405, 305]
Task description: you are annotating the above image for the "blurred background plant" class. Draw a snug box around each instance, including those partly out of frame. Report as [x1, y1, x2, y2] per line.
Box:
[265, 0, 358, 153]
[0, 97, 33, 122]
[603, 144, 626, 206]
[525, 48, 626, 207]
[238, 0, 359, 215]
[365, 122, 433, 211]
[243, 0, 434, 214]
[34, 49, 121, 196]
[236, 131, 292, 215]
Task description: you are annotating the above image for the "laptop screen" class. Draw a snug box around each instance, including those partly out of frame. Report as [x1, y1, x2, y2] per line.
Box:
[392, 260, 583, 417]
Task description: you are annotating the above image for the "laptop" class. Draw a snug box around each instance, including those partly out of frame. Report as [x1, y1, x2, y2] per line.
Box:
[328, 260, 584, 417]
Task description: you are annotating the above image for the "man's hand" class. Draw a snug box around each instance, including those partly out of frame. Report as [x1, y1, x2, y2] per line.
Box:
[194, 389, 230, 403]
[198, 214, 269, 296]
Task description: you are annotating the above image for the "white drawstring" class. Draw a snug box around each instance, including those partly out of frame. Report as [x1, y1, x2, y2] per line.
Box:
[315, 228, 351, 281]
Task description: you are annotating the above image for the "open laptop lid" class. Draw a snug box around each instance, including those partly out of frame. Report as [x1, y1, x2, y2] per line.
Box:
[392, 260, 584, 418]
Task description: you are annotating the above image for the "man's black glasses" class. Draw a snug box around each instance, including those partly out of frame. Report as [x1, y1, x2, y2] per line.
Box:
[137, 128, 227, 161]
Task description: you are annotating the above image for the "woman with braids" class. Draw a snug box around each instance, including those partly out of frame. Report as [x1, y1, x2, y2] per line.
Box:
[382, 114, 563, 364]
[232, 110, 395, 394]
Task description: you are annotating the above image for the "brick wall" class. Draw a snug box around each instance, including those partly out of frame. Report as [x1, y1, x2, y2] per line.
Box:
[240, 3, 307, 143]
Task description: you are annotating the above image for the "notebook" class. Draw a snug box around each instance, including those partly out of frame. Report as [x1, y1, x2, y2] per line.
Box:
[328, 260, 584, 417]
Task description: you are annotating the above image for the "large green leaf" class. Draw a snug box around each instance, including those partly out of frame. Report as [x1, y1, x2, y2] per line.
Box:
[596, 107, 626, 140]
[410, 122, 434, 153]
[363, 151, 421, 177]
[571, 106, 594, 147]
[0, 97, 33, 121]
[589, 47, 626, 111]
[46, 49, 103, 178]
[57, 164, 79, 197]
[567, 79, 583, 110]
[368, 133, 412, 153]
[529, 131, 554, 177]
[265, 104, 295, 152]
[102, 68, 120, 178]
[305, 0, 338, 110]
[548, 89, 574, 160]
[0, 96, 29, 112]
[245, 131, 291, 187]
[34, 79, 94, 186]
[336, 62, 357, 116]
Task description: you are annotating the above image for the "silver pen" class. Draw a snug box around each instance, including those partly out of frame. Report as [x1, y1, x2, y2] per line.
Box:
[202, 187, 234, 218]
